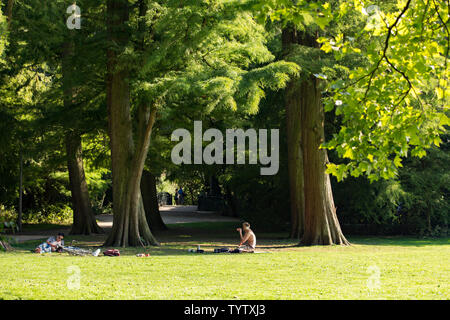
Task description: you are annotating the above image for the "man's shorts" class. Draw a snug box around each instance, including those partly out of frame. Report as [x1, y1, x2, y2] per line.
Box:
[238, 244, 255, 252]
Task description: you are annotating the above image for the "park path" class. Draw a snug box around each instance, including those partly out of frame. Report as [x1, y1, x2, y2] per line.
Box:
[97, 205, 238, 228]
[10, 205, 239, 242]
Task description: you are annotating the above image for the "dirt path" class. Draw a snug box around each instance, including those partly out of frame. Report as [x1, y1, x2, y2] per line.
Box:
[10, 206, 239, 243]
[96, 205, 238, 228]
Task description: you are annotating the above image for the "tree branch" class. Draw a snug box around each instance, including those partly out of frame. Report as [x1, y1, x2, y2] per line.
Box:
[362, 0, 412, 103]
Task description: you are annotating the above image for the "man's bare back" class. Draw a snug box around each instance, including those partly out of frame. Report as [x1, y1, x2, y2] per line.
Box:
[236, 222, 256, 252]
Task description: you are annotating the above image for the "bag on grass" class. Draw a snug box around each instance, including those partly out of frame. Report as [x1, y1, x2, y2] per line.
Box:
[103, 249, 120, 256]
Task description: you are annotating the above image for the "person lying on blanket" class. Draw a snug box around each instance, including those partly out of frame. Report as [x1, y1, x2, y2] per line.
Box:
[35, 233, 64, 253]
[236, 222, 256, 253]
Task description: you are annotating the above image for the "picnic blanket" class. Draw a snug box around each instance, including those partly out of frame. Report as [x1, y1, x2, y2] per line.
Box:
[61, 246, 93, 256]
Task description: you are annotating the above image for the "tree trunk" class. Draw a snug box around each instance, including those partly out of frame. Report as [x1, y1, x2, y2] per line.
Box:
[141, 170, 167, 232]
[66, 132, 103, 235]
[189, 186, 194, 205]
[299, 77, 349, 245]
[285, 79, 305, 239]
[282, 27, 349, 245]
[6, 0, 14, 27]
[104, 0, 158, 247]
[17, 151, 22, 232]
[0, 239, 13, 251]
[209, 175, 221, 196]
[282, 28, 304, 239]
[224, 185, 238, 217]
[62, 35, 102, 235]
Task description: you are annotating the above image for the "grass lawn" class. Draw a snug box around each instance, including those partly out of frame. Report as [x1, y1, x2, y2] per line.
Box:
[0, 222, 449, 300]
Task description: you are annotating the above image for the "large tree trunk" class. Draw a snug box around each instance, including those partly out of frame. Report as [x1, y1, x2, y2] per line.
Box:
[104, 0, 158, 247]
[299, 77, 349, 245]
[66, 132, 103, 235]
[285, 80, 304, 239]
[141, 170, 167, 232]
[62, 37, 102, 235]
[282, 27, 349, 245]
[282, 29, 304, 239]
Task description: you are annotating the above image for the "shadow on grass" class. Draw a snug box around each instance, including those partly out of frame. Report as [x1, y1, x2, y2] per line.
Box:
[348, 236, 450, 247]
[6, 221, 449, 257]
[9, 233, 297, 257]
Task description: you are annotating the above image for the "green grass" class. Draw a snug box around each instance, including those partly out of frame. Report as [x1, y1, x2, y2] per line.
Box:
[0, 222, 449, 300]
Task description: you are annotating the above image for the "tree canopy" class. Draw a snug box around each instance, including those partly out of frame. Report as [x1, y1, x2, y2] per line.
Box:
[0, 0, 448, 244]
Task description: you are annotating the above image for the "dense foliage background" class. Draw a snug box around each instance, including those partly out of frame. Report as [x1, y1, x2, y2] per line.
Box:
[0, 0, 448, 237]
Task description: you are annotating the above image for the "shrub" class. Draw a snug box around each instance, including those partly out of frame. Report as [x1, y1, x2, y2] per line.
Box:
[334, 141, 449, 236]
[21, 204, 73, 224]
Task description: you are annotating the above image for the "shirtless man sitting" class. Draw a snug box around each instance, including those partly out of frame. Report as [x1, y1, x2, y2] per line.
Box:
[236, 222, 256, 253]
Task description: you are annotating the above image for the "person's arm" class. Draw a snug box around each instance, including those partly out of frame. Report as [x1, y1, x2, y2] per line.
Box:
[237, 228, 243, 241]
[46, 238, 57, 248]
[239, 232, 250, 246]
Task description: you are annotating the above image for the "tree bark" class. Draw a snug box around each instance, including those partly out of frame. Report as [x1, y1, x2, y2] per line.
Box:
[224, 185, 238, 217]
[6, 0, 14, 27]
[285, 79, 305, 239]
[0, 239, 13, 251]
[299, 77, 349, 245]
[141, 170, 167, 232]
[17, 151, 22, 232]
[104, 0, 158, 247]
[282, 28, 304, 239]
[282, 27, 349, 245]
[66, 132, 103, 235]
[62, 36, 102, 235]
